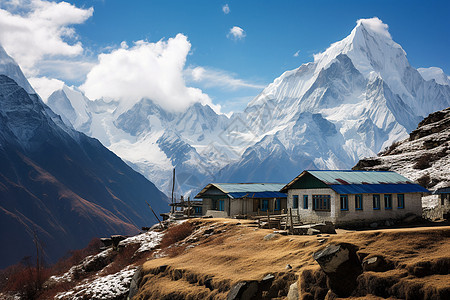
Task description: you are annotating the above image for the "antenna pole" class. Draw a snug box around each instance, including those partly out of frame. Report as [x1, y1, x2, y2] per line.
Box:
[171, 168, 175, 214]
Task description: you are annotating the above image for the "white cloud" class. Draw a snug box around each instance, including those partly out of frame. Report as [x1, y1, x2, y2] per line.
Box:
[293, 50, 300, 57]
[0, 0, 93, 76]
[28, 76, 64, 102]
[80, 34, 220, 113]
[120, 41, 128, 49]
[222, 4, 230, 14]
[186, 66, 265, 90]
[35, 58, 95, 82]
[227, 26, 246, 40]
[356, 17, 391, 39]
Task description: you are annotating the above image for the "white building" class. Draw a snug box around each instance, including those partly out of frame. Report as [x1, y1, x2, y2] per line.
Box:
[280, 170, 429, 226]
[195, 183, 287, 218]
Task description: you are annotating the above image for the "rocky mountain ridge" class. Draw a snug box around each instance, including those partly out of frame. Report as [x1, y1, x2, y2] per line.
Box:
[0, 46, 168, 268]
[354, 106, 450, 190]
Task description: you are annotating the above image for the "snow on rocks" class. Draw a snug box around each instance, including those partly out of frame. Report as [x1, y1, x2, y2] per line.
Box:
[55, 266, 137, 300]
[118, 230, 163, 253]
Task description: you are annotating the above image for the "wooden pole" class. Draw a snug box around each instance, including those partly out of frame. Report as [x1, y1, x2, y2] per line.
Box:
[289, 208, 294, 235]
[297, 208, 301, 223]
[146, 201, 164, 229]
[171, 168, 175, 214]
[187, 196, 191, 218]
[267, 208, 270, 229]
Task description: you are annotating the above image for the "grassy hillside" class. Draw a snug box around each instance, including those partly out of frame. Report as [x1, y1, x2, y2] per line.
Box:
[136, 219, 450, 299]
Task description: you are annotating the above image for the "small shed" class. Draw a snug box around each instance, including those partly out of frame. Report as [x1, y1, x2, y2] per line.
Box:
[195, 183, 287, 218]
[281, 170, 429, 226]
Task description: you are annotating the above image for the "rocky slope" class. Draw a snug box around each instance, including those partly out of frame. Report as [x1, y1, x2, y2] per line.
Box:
[354, 107, 450, 190]
[0, 46, 168, 268]
[19, 219, 448, 300]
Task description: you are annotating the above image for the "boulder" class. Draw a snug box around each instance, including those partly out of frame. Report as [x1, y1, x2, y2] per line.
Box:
[362, 256, 393, 272]
[127, 267, 143, 300]
[313, 243, 362, 297]
[264, 233, 280, 241]
[259, 274, 275, 292]
[111, 235, 127, 249]
[287, 281, 299, 300]
[100, 237, 112, 249]
[227, 281, 259, 300]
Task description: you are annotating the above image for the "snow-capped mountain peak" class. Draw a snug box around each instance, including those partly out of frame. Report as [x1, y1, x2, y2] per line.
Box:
[418, 67, 450, 86]
[0, 45, 35, 94]
[314, 18, 408, 83]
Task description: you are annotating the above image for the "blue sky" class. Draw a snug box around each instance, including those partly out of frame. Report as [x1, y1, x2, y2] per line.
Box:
[0, 0, 449, 113]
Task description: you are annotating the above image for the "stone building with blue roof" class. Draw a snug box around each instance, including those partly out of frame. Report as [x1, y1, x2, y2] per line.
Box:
[195, 183, 287, 218]
[280, 170, 430, 225]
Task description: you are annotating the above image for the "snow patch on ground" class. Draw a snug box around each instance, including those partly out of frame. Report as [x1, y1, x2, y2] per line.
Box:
[118, 230, 163, 253]
[55, 266, 137, 300]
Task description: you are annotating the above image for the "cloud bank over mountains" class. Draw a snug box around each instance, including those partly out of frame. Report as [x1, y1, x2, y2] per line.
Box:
[80, 34, 217, 113]
[0, 0, 262, 114]
[0, 0, 93, 75]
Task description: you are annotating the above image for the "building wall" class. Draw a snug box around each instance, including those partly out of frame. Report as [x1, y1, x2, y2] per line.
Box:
[335, 192, 422, 225]
[230, 198, 287, 216]
[203, 197, 288, 217]
[287, 188, 337, 223]
[287, 188, 423, 225]
[202, 198, 231, 217]
[202, 198, 214, 214]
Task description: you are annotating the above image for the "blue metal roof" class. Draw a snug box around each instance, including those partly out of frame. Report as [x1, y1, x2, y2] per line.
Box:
[433, 187, 450, 194]
[195, 183, 287, 199]
[308, 170, 414, 185]
[214, 183, 286, 193]
[330, 183, 429, 195]
[228, 191, 287, 199]
[281, 170, 430, 194]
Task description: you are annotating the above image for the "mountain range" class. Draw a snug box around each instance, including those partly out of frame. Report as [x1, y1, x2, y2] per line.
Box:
[45, 18, 450, 196]
[0, 46, 168, 268]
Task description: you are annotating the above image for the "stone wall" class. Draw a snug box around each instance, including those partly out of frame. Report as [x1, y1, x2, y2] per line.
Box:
[422, 194, 450, 220]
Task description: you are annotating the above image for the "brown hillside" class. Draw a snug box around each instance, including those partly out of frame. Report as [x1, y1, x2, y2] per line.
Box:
[136, 219, 450, 300]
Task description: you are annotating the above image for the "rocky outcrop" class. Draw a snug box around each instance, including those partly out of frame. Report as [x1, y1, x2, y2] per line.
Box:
[354, 107, 450, 190]
[313, 243, 362, 297]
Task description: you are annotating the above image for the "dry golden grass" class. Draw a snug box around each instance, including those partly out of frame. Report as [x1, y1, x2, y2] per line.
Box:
[135, 219, 450, 299]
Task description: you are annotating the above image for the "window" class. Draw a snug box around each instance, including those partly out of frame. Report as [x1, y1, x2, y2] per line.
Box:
[194, 206, 202, 214]
[373, 194, 380, 210]
[218, 200, 225, 211]
[355, 194, 363, 210]
[275, 198, 281, 211]
[313, 195, 331, 211]
[303, 195, 309, 209]
[340, 195, 348, 211]
[397, 194, 405, 209]
[384, 194, 392, 209]
[293, 195, 299, 209]
[261, 199, 269, 211]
